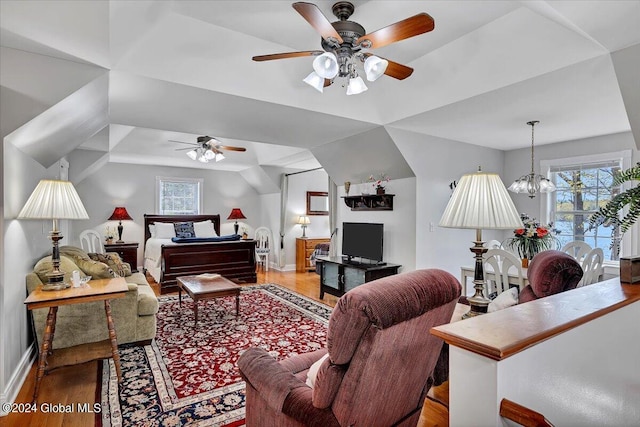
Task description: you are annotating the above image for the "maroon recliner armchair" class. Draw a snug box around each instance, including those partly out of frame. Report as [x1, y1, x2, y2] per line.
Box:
[238, 269, 461, 427]
[518, 250, 584, 303]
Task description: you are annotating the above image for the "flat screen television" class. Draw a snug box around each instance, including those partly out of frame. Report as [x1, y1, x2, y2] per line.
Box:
[342, 222, 384, 263]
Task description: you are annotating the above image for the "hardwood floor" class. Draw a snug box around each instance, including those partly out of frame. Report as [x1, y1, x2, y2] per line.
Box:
[2, 269, 448, 426]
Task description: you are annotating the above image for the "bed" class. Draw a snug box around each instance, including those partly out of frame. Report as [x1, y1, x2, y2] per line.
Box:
[144, 214, 257, 294]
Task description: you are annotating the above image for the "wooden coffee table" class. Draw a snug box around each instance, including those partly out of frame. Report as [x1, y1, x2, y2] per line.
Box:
[176, 274, 241, 327]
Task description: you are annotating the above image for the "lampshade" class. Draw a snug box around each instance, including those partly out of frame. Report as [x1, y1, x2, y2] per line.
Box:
[346, 75, 368, 95]
[215, 152, 225, 162]
[312, 52, 339, 79]
[186, 150, 198, 160]
[108, 207, 132, 221]
[303, 71, 324, 93]
[297, 215, 311, 225]
[18, 179, 89, 220]
[439, 170, 522, 230]
[227, 208, 247, 221]
[364, 55, 388, 81]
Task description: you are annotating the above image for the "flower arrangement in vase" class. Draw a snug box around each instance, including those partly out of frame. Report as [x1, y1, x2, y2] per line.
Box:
[104, 226, 115, 244]
[368, 173, 391, 195]
[504, 214, 559, 267]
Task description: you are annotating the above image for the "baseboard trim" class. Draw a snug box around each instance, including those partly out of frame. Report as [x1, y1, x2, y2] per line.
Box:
[0, 343, 36, 416]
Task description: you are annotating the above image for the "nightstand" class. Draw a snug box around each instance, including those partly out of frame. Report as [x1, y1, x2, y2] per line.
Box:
[105, 242, 139, 272]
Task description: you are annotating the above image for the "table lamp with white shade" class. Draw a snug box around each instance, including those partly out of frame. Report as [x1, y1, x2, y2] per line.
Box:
[439, 168, 523, 318]
[18, 179, 89, 291]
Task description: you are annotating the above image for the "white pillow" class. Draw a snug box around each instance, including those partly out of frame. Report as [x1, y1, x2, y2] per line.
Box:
[305, 353, 329, 388]
[488, 287, 519, 313]
[155, 222, 176, 239]
[148, 224, 156, 238]
[193, 220, 217, 238]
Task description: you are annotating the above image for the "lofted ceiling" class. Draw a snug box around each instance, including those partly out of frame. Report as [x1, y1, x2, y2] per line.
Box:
[1, 0, 639, 177]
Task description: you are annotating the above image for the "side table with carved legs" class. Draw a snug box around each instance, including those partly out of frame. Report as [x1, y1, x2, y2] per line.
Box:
[24, 277, 128, 403]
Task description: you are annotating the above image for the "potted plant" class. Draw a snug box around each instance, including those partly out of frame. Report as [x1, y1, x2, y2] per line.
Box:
[588, 162, 639, 257]
[504, 214, 559, 267]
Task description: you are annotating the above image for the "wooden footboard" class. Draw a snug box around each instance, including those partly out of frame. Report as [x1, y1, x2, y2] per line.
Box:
[160, 240, 257, 294]
[144, 214, 257, 294]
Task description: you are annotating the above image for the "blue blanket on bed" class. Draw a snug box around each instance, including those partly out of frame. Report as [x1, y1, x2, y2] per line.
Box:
[171, 234, 242, 243]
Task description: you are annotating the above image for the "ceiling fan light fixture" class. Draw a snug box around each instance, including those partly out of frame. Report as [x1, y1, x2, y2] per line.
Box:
[303, 71, 324, 93]
[203, 149, 216, 161]
[364, 55, 388, 81]
[346, 75, 367, 95]
[215, 152, 225, 162]
[186, 149, 198, 161]
[312, 52, 339, 79]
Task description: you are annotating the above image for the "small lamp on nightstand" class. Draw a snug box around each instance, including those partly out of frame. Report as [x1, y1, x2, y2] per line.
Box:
[108, 206, 133, 243]
[227, 208, 247, 235]
[297, 215, 311, 238]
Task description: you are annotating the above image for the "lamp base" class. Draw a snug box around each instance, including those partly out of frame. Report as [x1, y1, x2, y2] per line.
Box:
[462, 234, 491, 319]
[462, 295, 490, 318]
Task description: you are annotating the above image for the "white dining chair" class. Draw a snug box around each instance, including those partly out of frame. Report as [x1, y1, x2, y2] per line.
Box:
[483, 249, 525, 297]
[561, 241, 593, 265]
[579, 248, 604, 287]
[79, 229, 105, 254]
[254, 227, 272, 272]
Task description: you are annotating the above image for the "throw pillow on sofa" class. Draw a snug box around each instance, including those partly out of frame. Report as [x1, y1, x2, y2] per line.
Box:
[33, 255, 86, 284]
[88, 252, 132, 277]
[60, 246, 116, 279]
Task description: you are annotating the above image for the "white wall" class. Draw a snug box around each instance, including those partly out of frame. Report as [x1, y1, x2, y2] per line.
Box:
[337, 177, 417, 272]
[388, 128, 507, 277]
[71, 161, 263, 269]
[449, 301, 640, 426]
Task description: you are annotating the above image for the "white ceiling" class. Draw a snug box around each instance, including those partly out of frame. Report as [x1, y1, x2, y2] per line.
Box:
[1, 0, 639, 173]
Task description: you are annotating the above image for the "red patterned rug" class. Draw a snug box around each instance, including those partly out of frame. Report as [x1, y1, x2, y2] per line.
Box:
[99, 284, 331, 426]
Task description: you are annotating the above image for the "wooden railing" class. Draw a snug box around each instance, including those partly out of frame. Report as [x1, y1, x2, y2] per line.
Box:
[500, 398, 554, 427]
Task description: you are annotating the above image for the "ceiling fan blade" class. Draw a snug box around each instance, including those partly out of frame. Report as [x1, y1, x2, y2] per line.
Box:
[324, 78, 333, 87]
[218, 145, 247, 152]
[293, 2, 343, 44]
[169, 140, 197, 145]
[356, 13, 434, 49]
[175, 147, 196, 151]
[253, 50, 324, 62]
[361, 53, 413, 80]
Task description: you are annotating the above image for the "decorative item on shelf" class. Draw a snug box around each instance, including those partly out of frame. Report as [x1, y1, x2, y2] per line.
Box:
[227, 208, 247, 235]
[108, 206, 133, 243]
[344, 181, 351, 196]
[369, 173, 390, 195]
[241, 226, 249, 240]
[588, 162, 639, 259]
[297, 215, 311, 238]
[504, 213, 560, 266]
[508, 120, 556, 198]
[439, 167, 523, 318]
[18, 179, 89, 291]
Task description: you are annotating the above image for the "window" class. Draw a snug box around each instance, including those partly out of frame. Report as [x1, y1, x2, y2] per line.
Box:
[542, 151, 632, 262]
[156, 177, 203, 215]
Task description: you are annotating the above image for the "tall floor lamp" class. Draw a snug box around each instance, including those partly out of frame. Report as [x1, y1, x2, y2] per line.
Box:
[18, 179, 89, 291]
[439, 168, 523, 318]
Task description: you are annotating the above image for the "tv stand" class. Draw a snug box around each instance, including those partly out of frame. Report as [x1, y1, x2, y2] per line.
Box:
[318, 256, 401, 299]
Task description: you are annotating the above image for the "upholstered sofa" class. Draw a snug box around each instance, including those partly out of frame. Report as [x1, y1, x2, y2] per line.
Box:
[26, 246, 158, 350]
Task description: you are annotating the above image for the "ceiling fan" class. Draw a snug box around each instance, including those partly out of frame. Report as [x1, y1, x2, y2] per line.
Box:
[172, 136, 246, 163]
[252, 1, 435, 95]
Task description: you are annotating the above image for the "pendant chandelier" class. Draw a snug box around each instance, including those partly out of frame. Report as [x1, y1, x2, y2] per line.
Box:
[508, 120, 556, 198]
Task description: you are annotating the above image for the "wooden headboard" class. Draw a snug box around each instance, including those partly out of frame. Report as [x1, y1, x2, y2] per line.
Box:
[144, 214, 221, 241]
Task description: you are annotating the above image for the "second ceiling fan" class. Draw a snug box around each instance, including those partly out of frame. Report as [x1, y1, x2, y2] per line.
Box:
[172, 136, 246, 163]
[253, 1, 435, 94]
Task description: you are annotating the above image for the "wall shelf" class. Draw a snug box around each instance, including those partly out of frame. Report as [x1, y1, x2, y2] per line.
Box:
[342, 194, 394, 211]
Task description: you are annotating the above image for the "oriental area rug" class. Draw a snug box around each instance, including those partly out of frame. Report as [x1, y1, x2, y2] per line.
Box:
[99, 284, 331, 427]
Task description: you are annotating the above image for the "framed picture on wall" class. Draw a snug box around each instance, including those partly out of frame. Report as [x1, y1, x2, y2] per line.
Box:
[307, 191, 328, 215]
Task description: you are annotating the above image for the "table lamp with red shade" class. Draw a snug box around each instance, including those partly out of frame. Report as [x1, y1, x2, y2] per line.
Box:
[108, 206, 133, 243]
[227, 208, 247, 235]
